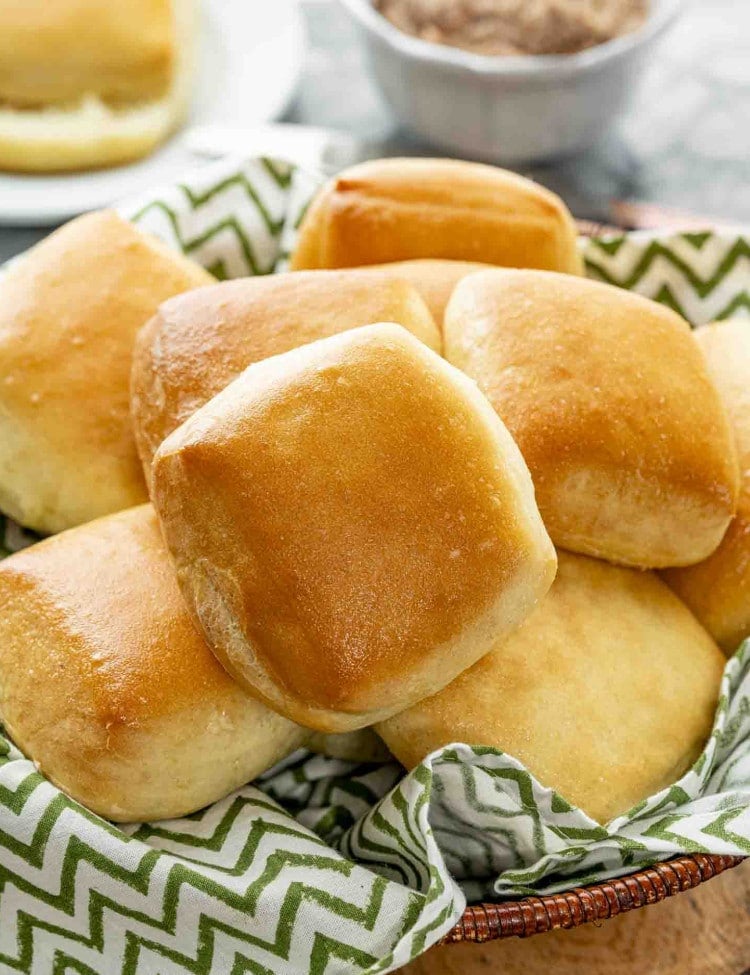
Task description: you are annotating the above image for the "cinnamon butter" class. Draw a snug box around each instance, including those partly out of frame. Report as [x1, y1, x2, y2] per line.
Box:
[375, 0, 649, 57]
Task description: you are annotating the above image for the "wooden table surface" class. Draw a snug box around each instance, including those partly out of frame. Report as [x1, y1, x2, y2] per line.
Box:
[401, 861, 750, 974]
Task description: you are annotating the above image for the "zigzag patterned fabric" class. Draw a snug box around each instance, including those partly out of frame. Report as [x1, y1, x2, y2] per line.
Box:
[0, 157, 749, 975]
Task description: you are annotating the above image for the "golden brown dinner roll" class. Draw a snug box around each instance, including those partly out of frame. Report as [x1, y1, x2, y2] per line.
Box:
[355, 259, 491, 327]
[0, 505, 307, 822]
[0, 0, 196, 171]
[131, 270, 440, 480]
[444, 269, 739, 569]
[152, 323, 557, 733]
[377, 551, 725, 824]
[0, 210, 212, 534]
[663, 320, 750, 653]
[307, 731, 392, 763]
[290, 158, 583, 275]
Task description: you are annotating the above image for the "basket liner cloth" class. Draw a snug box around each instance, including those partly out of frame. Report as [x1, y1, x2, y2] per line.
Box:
[0, 156, 748, 975]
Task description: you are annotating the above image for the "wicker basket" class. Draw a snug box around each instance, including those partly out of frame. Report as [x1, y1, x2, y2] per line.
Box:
[442, 854, 745, 943]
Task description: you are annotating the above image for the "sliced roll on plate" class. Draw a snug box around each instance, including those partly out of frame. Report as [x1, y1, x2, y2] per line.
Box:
[0, 0, 196, 171]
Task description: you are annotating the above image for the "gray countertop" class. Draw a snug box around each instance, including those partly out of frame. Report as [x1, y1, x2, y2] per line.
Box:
[0, 0, 747, 262]
[289, 0, 750, 224]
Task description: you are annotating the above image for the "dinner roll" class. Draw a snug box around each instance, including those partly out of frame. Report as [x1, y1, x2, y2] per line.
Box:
[444, 269, 739, 568]
[355, 259, 491, 327]
[0, 210, 212, 534]
[0, 505, 307, 823]
[307, 731, 392, 763]
[0, 0, 196, 171]
[377, 551, 725, 824]
[290, 158, 583, 275]
[663, 320, 750, 653]
[131, 270, 440, 481]
[152, 323, 556, 733]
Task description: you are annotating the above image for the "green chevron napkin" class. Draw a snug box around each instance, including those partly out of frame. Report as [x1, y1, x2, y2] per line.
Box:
[0, 156, 749, 975]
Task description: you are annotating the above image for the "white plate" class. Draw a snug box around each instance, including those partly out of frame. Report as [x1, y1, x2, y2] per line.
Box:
[0, 0, 305, 227]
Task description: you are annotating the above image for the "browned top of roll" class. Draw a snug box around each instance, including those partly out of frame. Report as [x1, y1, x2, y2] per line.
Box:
[0, 510, 231, 725]
[152, 323, 556, 732]
[0, 209, 212, 533]
[663, 320, 750, 651]
[0, 505, 306, 821]
[444, 269, 739, 568]
[290, 158, 583, 275]
[131, 269, 441, 480]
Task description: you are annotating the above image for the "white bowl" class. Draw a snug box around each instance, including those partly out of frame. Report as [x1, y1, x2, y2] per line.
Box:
[339, 0, 684, 163]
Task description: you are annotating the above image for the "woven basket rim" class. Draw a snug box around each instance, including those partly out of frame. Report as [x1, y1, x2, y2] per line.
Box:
[443, 853, 746, 943]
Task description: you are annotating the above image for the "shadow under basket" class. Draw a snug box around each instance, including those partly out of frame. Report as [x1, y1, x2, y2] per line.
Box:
[443, 854, 745, 943]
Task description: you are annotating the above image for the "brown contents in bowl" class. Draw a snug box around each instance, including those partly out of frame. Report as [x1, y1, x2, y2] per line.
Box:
[374, 0, 650, 57]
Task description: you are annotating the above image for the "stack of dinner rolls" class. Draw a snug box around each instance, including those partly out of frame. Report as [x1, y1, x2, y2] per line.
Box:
[0, 158, 741, 830]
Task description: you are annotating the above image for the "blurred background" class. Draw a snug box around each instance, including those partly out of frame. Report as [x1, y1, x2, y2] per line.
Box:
[293, 0, 748, 224]
[0, 0, 747, 263]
